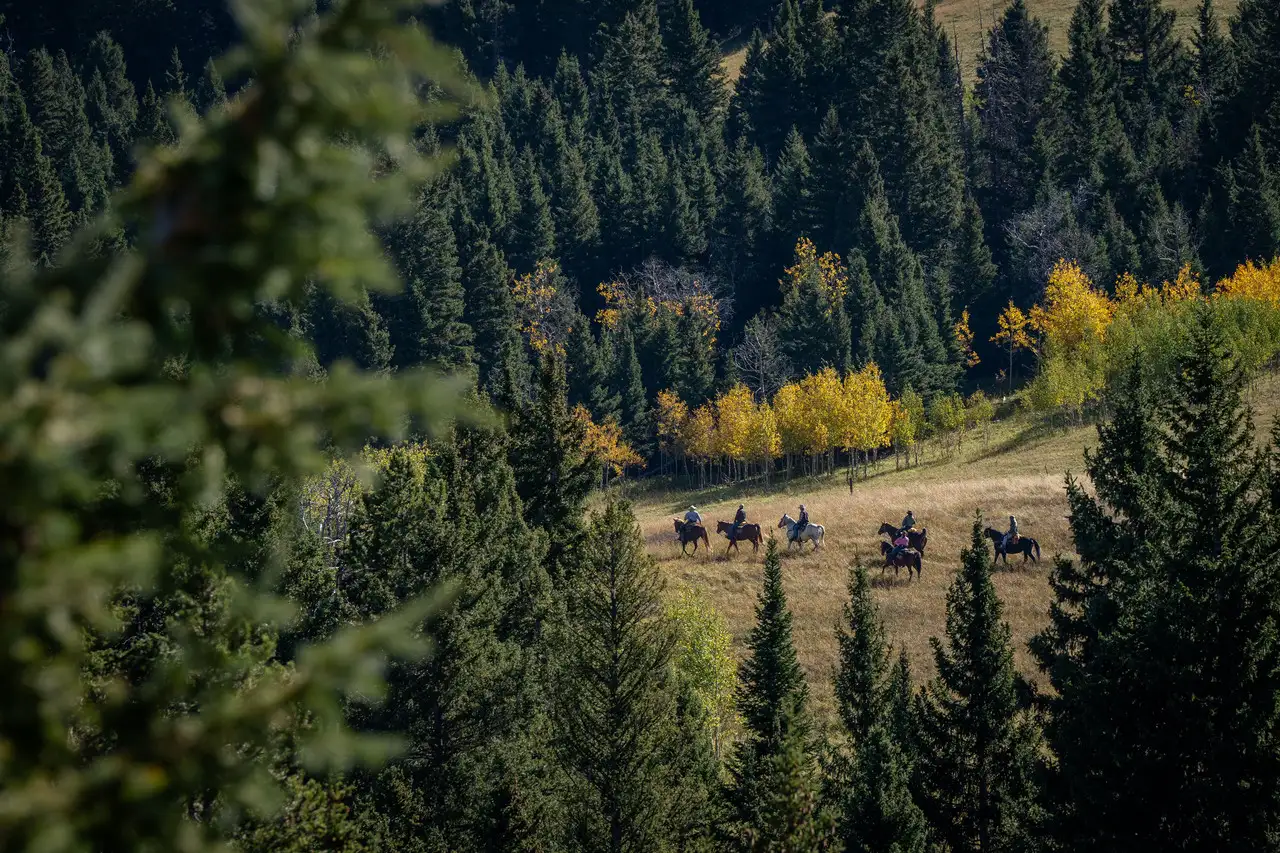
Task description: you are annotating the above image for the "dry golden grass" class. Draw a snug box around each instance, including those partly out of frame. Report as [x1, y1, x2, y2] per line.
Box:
[631, 372, 1280, 717]
[719, 0, 1241, 87]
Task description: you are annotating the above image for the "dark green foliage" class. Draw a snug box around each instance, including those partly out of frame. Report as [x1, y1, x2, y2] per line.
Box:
[771, 127, 813, 270]
[509, 146, 557, 273]
[975, 0, 1054, 238]
[8, 83, 72, 265]
[952, 192, 999, 313]
[1224, 127, 1280, 263]
[196, 58, 227, 113]
[509, 353, 596, 583]
[612, 324, 653, 455]
[1055, 0, 1123, 192]
[740, 702, 838, 852]
[713, 139, 773, 322]
[565, 315, 619, 422]
[1034, 315, 1280, 851]
[663, 0, 726, 120]
[85, 32, 137, 178]
[458, 218, 523, 395]
[837, 722, 928, 853]
[730, 538, 813, 837]
[916, 518, 1042, 853]
[553, 499, 716, 852]
[303, 281, 394, 373]
[833, 562, 890, 746]
[1109, 0, 1188, 146]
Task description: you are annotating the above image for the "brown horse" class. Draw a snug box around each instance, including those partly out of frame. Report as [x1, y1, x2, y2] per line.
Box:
[673, 519, 710, 555]
[879, 541, 923, 581]
[983, 527, 1040, 565]
[877, 522, 928, 553]
[716, 520, 762, 554]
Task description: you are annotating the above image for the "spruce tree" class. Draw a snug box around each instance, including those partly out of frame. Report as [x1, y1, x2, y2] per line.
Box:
[833, 562, 890, 746]
[565, 315, 620, 422]
[771, 127, 814, 271]
[85, 32, 138, 179]
[730, 537, 814, 835]
[509, 353, 596, 583]
[838, 721, 928, 853]
[1034, 315, 1280, 851]
[662, 0, 726, 120]
[553, 499, 711, 852]
[741, 702, 838, 853]
[916, 518, 1042, 853]
[508, 146, 557, 273]
[137, 80, 176, 147]
[1055, 0, 1124, 192]
[458, 217, 523, 395]
[713, 139, 773, 322]
[1109, 0, 1187, 146]
[974, 0, 1054, 237]
[951, 192, 999, 315]
[727, 30, 767, 143]
[1226, 126, 1280, 263]
[11, 93, 71, 266]
[196, 58, 228, 113]
[612, 324, 652, 457]
[302, 280, 394, 373]
[542, 110, 600, 282]
[1224, 0, 1280, 166]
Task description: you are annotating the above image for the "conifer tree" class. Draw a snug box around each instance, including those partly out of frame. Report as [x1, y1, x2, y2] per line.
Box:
[713, 139, 773, 320]
[662, 0, 726, 120]
[388, 179, 474, 371]
[952, 192, 999, 315]
[509, 353, 596, 583]
[742, 701, 839, 853]
[975, 0, 1055, 237]
[771, 127, 814, 270]
[1226, 126, 1280, 263]
[458, 218, 523, 394]
[612, 324, 652, 457]
[303, 280, 394, 373]
[1034, 316, 1280, 850]
[566, 315, 620, 423]
[838, 721, 928, 853]
[196, 58, 228, 113]
[85, 32, 138, 178]
[10, 92, 71, 266]
[509, 146, 557, 273]
[916, 518, 1042, 853]
[806, 106, 853, 254]
[1109, 0, 1187, 146]
[674, 307, 717, 409]
[727, 30, 767, 143]
[730, 537, 814, 834]
[1055, 0, 1123, 192]
[542, 111, 600, 282]
[833, 562, 890, 746]
[748, 0, 810, 163]
[1224, 0, 1280, 166]
[593, 1, 666, 127]
[554, 499, 713, 851]
[137, 80, 176, 147]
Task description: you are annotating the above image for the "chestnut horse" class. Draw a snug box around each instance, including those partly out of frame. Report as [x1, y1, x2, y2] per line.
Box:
[673, 518, 710, 555]
[879, 541, 923, 581]
[716, 520, 763, 554]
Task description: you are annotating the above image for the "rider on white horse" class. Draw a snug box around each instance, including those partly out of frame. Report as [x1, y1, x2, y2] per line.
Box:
[792, 505, 809, 543]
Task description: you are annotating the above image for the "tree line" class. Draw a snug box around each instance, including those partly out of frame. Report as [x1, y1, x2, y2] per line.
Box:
[3, 0, 1279, 479]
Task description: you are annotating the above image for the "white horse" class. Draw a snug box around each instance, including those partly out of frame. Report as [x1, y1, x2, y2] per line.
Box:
[778, 514, 824, 551]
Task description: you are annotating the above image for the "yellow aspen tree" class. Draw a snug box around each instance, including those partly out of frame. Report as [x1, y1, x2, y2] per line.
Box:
[655, 389, 689, 474]
[889, 399, 916, 470]
[991, 300, 1033, 396]
[574, 404, 644, 486]
[954, 308, 980, 369]
[1216, 258, 1280, 306]
[849, 364, 892, 479]
[747, 400, 782, 482]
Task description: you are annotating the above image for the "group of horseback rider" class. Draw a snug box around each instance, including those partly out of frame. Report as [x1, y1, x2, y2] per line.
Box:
[684, 503, 811, 543]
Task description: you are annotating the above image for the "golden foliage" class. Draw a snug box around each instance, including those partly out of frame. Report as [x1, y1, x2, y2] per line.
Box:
[991, 301, 1033, 352]
[1028, 260, 1116, 354]
[512, 260, 567, 355]
[781, 237, 849, 316]
[573, 405, 644, 475]
[954, 308, 980, 368]
[1216, 258, 1280, 306]
[683, 405, 717, 461]
[655, 389, 689, 451]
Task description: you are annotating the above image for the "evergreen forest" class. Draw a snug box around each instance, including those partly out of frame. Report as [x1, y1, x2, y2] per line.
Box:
[4, 0, 1280, 850]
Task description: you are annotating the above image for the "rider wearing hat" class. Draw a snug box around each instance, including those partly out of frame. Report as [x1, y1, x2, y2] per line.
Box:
[793, 504, 809, 542]
[899, 510, 916, 537]
[685, 506, 703, 528]
[731, 504, 746, 539]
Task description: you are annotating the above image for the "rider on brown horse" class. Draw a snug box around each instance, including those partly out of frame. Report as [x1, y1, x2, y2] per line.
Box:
[731, 504, 746, 539]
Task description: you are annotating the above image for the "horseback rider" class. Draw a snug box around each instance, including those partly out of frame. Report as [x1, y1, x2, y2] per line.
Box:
[731, 504, 746, 539]
[899, 510, 916, 537]
[684, 506, 703, 529]
[1002, 515, 1019, 551]
[792, 504, 809, 542]
[888, 529, 911, 562]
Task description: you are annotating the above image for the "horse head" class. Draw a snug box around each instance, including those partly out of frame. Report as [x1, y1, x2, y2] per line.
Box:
[878, 522, 896, 537]
[778, 514, 793, 529]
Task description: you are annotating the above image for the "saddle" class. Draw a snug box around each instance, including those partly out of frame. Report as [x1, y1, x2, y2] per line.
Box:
[1008, 533, 1021, 545]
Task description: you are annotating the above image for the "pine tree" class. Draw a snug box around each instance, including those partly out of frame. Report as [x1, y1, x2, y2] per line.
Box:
[542, 109, 600, 282]
[509, 353, 596, 583]
[508, 146, 557, 273]
[771, 127, 814, 271]
[137, 80, 176, 147]
[951, 192, 999, 314]
[10, 92, 71, 266]
[713, 139, 773, 321]
[593, 1, 666, 126]
[553, 499, 711, 852]
[1226, 126, 1280, 262]
[730, 537, 814, 834]
[85, 32, 138, 179]
[674, 307, 717, 408]
[916, 518, 1042, 853]
[727, 30, 767, 143]
[565, 315, 620, 422]
[741, 702, 838, 853]
[612, 324, 652, 457]
[1034, 315, 1280, 850]
[806, 106, 852, 254]
[303, 280, 394, 373]
[196, 58, 228, 113]
[1109, 0, 1187, 146]
[1224, 0, 1280, 167]
[387, 180, 474, 371]
[748, 0, 810, 163]
[975, 0, 1055, 237]
[833, 562, 890, 746]
[838, 721, 928, 853]
[1055, 0, 1124, 192]
[458, 217, 524, 395]
[662, 0, 726, 120]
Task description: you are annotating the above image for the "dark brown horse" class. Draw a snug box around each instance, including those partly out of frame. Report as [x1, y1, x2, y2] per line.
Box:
[878, 522, 928, 553]
[879, 541, 923, 581]
[673, 518, 710, 555]
[983, 527, 1040, 564]
[716, 520, 762, 554]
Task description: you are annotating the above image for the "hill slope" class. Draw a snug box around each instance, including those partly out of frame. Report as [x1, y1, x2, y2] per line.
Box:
[633, 372, 1280, 716]
[722, 0, 1241, 86]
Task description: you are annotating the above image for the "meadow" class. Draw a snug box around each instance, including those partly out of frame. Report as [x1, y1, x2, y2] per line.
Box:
[634, 371, 1280, 715]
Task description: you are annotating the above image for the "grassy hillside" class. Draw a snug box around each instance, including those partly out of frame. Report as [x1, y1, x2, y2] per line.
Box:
[632, 372, 1280, 717]
[720, 0, 1241, 87]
